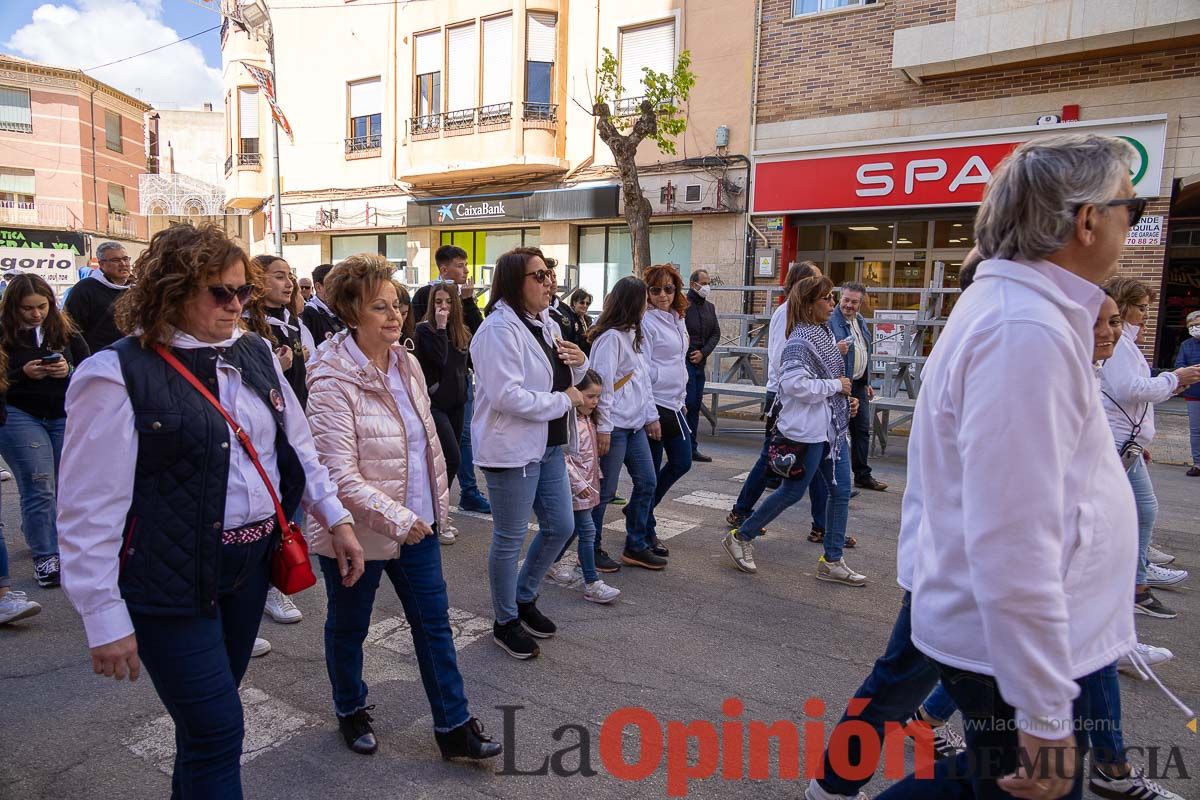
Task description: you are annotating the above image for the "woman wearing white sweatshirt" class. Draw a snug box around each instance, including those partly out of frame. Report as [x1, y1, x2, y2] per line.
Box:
[469, 248, 589, 661]
[641, 265, 693, 547]
[588, 276, 664, 571]
[1099, 277, 1198, 620]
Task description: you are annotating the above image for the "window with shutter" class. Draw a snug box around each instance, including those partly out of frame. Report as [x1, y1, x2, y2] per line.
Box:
[481, 15, 513, 118]
[0, 87, 32, 133]
[446, 23, 477, 125]
[238, 87, 260, 154]
[618, 19, 676, 111]
[348, 78, 382, 150]
[107, 184, 128, 214]
[0, 167, 35, 206]
[525, 12, 555, 119]
[414, 30, 442, 124]
[105, 111, 122, 152]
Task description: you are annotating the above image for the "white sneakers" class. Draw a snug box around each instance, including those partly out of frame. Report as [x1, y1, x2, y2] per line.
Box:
[1145, 562, 1189, 587]
[0, 590, 41, 625]
[723, 531, 757, 573]
[1146, 544, 1176, 565]
[817, 557, 867, 587]
[264, 588, 303, 624]
[439, 524, 458, 545]
[583, 580, 621, 604]
[1118, 642, 1174, 678]
[251, 637, 272, 657]
[1089, 765, 1184, 799]
[805, 779, 868, 800]
[547, 561, 581, 587]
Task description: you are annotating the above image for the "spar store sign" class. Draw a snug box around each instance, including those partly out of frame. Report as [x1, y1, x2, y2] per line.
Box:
[751, 115, 1167, 214]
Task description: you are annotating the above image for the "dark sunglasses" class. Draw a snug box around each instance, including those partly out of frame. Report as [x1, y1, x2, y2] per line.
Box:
[648, 285, 676, 296]
[208, 284, 254, 305]
[1078, 196, 1148, 228]
[525, 268, 556, 284]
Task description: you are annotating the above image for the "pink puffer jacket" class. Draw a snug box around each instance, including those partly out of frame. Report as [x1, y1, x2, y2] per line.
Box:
[565, 414, 602, 511]
[306, 330, 450, 561]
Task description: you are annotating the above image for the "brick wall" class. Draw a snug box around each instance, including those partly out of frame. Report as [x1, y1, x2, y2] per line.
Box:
[756, 0, 1200, 122]
[1116, 197, 1171, 362]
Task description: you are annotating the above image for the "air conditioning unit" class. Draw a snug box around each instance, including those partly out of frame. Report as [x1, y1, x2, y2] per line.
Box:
[684, 184, 702, 203]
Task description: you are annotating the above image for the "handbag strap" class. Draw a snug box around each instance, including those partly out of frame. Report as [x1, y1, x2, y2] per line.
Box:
[1100, 389, 1148, 438]
[153, 344, 291, 534]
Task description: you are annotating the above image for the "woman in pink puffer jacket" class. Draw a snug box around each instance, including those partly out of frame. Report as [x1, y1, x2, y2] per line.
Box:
[305, 254, 501, 763]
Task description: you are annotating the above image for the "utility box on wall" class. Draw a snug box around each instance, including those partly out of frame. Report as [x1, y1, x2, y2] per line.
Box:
[755, 247, 777, 279]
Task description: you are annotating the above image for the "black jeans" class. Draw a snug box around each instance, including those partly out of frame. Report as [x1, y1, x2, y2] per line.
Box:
[431, 405, 464, 491]
[130, 534, 273, 800]
[849, 377, 873, 481]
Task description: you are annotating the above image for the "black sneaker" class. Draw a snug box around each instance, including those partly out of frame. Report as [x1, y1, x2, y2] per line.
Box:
[691, 450, 713, 463]
[33, 555, 60, 588]
[649, 537, 670, 558]
[1134, 590, 1177, 619]
[621, 548, 668, 570]
[517, 599, 556, 638]
[435, 717, 503, 761]
[337, 706, 378, 755]
[726, 510, 747, 528]
[594, 548, 621, 573]
[493, 619, 540, 659]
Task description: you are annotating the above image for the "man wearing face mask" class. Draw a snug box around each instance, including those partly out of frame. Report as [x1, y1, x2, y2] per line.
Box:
[1176, 309, 1200, 477]
[684, 270, 720, 463]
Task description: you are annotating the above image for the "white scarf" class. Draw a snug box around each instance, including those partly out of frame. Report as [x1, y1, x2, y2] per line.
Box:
[89, 269, 131, 291]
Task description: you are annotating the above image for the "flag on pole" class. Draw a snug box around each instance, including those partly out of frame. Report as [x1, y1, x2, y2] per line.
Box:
[243, 62, 294, 143]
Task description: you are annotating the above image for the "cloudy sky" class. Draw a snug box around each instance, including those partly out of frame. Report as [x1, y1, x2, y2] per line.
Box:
[2, 0, 223, 109]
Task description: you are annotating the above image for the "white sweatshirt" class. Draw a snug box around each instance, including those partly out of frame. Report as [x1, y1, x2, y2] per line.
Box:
[590, 327, 657, 434]
[766, 301, 789, 395]
[775, 323, 842, 444]
[1098, 324, 1177, 447]
[901, 258, 1136, 741]
[642, 307, 689, 411]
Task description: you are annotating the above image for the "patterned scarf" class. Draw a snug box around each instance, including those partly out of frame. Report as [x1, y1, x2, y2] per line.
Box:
[780, 321, 850, 456]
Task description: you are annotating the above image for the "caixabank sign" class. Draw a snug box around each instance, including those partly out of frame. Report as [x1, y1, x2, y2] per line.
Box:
[751, 115, 1167, 215]
[407, 186, 620, 227]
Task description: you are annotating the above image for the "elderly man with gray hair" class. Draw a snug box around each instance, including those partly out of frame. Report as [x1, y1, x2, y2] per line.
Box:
[64, 241, 132, 356]
[874, 134, 1144, 800]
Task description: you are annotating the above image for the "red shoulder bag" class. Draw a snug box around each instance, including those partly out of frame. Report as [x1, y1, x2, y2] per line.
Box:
[154, 344, 317, 594]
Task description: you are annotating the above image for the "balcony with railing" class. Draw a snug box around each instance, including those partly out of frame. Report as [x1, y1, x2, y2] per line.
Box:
[107, 211, 140, 239]
[0, 200, 80, 228]
[345, 133, 382, 158]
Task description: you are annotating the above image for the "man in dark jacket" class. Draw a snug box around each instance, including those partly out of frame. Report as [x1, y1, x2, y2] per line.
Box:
[684, 269, 720, 462]
[829, 282, 887, 491]
[64, 241, 131, 356]
[301, 263, 346, 346]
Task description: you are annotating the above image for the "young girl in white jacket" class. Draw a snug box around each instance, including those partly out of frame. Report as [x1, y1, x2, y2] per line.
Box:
[587, 276, 664, 571]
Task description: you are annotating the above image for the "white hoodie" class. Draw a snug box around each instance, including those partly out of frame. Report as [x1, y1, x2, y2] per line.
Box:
[641, 307, 689, 411]
[1098, 324, 1177, 447]
[469, 300, 590, 468]
[901, 258, 1136, 740]
[590, 327, 657, 434]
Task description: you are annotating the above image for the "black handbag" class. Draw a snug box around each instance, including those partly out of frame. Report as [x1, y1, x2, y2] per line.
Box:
[766, 434, 809, 479]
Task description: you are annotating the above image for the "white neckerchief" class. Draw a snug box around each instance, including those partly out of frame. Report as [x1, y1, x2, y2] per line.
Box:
[90, 270, 131, 291]
[169, 327, 244, 350]
[308, 296, 334, 316]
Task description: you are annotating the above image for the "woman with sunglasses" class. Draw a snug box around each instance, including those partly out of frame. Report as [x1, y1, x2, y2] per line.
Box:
[640, 265, 692, 552]
[469, 248, 588, 660]
[722, 274, 865, 585]
[56, 224, 361, 798]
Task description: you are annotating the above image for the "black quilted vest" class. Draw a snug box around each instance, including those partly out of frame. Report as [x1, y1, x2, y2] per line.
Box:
[113, 334, 307, 617]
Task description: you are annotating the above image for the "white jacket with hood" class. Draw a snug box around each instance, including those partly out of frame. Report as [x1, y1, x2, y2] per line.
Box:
[900, 257, 1136, 740]
[469, 300, 590, 468]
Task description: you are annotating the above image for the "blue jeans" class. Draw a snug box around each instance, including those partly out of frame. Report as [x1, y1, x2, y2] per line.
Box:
[737, 439, 851, 561]
[0, 517, 8, 589]
[0, 407, 65, 559]
[817, 591, 944, 796]
[1188, 400, 1200, 467]
[574, 509, 599, 583]
[684, 361, 705, 448]
[1126, 456, 1157, 585]
[483, 446, 575, 623]
[648, 409, 692, 530]
[318, 535, 470, 731]
[129, 534, 273, 800]
[922, 683, 959, 724]
[879, 663, 1091, 800]
[1081, 663, 1125, 770]
[731, 433, 827, 530]
[592, 427, 657, 553]
[457, 377, 478, 495]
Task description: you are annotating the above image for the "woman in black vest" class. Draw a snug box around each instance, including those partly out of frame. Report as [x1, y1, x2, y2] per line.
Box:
[0, 274, 89, 588]
[247, 254, 312, 408]
[56, 224, 364, 800]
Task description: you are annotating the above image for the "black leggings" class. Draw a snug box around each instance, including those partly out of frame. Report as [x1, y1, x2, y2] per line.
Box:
[431, 405, 464, 490]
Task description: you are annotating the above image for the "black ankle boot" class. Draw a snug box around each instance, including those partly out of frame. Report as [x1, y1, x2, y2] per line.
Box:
[337, 706, 378, 755]
[435, 717, 503, 761]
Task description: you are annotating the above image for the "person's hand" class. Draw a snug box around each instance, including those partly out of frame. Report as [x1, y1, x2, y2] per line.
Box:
[646, 420, 662, 441]
[556, 339, 586, 367]
[1174, 365, 1200, 386]
[998, 731, 1076, 800]
[838, 377, 852, 395]
[849, 397, 860, 418]
[302, 345, 310, 361]
[90, 634, 140, 682]
[276, 345, 294, 372]
[1143, 449, 1152, 463]
[329, 523, 364, 587]
[867, 385, 875, 400]
[565, 385, 584, 408]
[46, 359, 70, 378]
[435, 306, 450, 330]
[688, 350, 703, 365]
[22, 360, 50, 380]
[460, 276, 475, 300]
[597, 432, 611, 457]
[837, 339, 850, 356]
[405, 519, 433, 546]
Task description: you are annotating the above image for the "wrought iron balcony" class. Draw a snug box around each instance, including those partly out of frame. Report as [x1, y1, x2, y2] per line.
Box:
[443, 109, 475, 131]
[409, 114, 442, 137]
[478, 102, 512, 126]
[345, 134, 381, 154]
[522, 102, 557, 123]
[237, 152, 262, 167]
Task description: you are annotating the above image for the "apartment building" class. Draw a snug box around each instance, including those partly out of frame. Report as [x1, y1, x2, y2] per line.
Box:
[749, 0, 1200, 365]
[222, 0, 754, 299]
[0, 53, 150, 277]
[141, 106, 238, 240]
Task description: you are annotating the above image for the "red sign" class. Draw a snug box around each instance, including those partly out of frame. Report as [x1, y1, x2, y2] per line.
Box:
[753, 141, 1022, 213]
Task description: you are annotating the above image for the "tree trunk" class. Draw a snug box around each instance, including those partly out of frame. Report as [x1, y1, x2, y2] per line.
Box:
[595, 100, 658, 276]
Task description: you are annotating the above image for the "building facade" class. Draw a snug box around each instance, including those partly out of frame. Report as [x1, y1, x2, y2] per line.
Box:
[0, 54, 151, 275]
[141, 106, 239, 240]
[749, 0, 1200, 366]
[221, 0, 755, 303]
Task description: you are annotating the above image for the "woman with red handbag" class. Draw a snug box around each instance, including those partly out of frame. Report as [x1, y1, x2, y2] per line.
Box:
[56, 224, 364, 800]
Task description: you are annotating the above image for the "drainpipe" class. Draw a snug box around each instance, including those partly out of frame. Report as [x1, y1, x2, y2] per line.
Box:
[89, 87, 100, 236]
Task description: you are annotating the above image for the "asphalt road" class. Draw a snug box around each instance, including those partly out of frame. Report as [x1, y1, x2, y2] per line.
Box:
[2, 430, 1197, 800]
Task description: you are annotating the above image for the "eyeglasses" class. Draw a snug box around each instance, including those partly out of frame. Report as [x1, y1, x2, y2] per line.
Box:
[1132, 303, 1151, 313]
[207, 284, 254, 305]
[430, 278, 459, 286]
[820, 293, 836, 303]
[525, 268, 556, 285]
[648, 285, 676, 296]
[102, 256, 131, 264]
[1076, 197, 1148, 228]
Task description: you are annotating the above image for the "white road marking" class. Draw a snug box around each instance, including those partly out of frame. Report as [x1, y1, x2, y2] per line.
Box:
[123, 687, 314, 774]
[672, 490, 741, 510]
[603, 516, 697, 541]
[729, 471, 750, 482]
[362, 607, 493, 685]
[450, 506, 536, 530]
